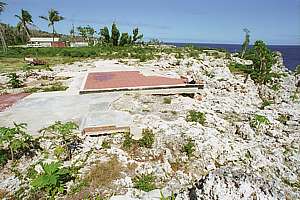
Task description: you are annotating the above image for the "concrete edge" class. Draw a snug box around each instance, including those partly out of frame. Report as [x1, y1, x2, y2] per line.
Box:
[79, 84, 204, 94]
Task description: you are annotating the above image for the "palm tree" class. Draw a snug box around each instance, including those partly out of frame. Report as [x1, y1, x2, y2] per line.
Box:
[0, 1, 6, 13]
[39, 9, 64, 42]
[0, 1, 7, 52]
[15, 9, 33, 40]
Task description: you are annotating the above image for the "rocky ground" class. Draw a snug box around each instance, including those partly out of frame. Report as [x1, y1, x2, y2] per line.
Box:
[0, 50, 299, 199]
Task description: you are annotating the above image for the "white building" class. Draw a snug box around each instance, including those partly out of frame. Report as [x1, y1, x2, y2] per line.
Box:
[27, 37, 59, 47]
[70, 41, 89, 47]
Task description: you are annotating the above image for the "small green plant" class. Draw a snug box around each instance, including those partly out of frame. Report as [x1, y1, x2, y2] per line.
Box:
[182, 139, 195, 158]
[101, 140, 111, 149]
[295, 64, 300, 75]
[163, 97, 172, 104]
[0, 123, 40, 161]
[138, 128, 155, 148]
[7, 73, 23, 88]
[40, 121, 80, 160]
[133, 174, 156, 192]
[122, 132, 135, 150]
[186, 110, 206, 125]
[250, 114, 270, 128]
[160, 191, 176, 200]
[0, 150, 8, 167]
[278, 114, 290, 125]
[31, 162, 75, 198]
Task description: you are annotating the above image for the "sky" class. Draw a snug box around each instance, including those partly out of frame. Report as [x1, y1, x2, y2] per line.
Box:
[1, 0, 300, 45]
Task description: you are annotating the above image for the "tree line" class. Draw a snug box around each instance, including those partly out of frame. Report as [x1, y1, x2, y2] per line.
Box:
[0, 2, 144, 50]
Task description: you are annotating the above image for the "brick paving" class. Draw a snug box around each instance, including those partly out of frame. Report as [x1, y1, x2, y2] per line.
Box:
[83, 71, 186, 90]
[0, 93, 30, 112]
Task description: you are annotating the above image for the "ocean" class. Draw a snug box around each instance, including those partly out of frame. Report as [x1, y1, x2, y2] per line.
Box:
[168, 43, 300, 71]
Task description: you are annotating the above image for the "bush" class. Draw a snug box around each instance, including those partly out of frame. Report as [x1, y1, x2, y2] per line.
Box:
[133, 174, 156, 192]
[138, 129, 155, 148]
[186, 110, 206, 125]
[182, 139, 195, 158]
[295, 65, 300, 75]
[101, 140, 111, 149]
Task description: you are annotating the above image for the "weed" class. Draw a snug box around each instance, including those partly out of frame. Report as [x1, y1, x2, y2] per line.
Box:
[133, 174, 156, 192]
[101, 140, 111, 149]
[182, 139, 195, 158]
[122, 132, 135, 150]
[7, 72, 23, 88]
[186, 110, 206, 125]
[250, 114, 270, 128]
[138, 128, 155, 148]
[290, 91, 299, 101]
[31, 162, 75, 198]
[40, 121, 81, 160]
[42, 82, 68, 92]
[278, 114, 290, 125]
[0, 123, 40, 161]
[163, 97, 172, 104]
[271, 83, 281, 91]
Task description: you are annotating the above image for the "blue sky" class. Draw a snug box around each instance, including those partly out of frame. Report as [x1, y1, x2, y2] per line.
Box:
[1, 0, 300, 45]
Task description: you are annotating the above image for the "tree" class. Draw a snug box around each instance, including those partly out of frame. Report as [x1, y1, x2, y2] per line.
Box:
[39, 9, 64, 42]
[241, 28, 250, 58]
[77, 25, 95, 44]
[111, 22, 120, 46]
[132, 27, 143, 44]
[100, 26, 110, 44]
[70, 24, 75, 41]
[0, 1, 6, 13]
[119, 33, 130, 46]
[0, 1, 7, 52]
[15, 9, 33, 40]
[244, 40, 275, 84]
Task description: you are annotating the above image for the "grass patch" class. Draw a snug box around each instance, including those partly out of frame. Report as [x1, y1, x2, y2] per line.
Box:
[85, 156, 122, 188]
[250, 114, 270, 128]
[133, 174, 156, 192]
[186, 110, 206, 125]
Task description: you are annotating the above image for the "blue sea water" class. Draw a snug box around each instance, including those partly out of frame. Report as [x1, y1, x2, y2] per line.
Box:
[168, 43, 300, 71]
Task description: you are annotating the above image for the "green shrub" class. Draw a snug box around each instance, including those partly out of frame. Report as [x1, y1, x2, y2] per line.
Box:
[0, 123, 40, 161]
[7, 73, 23, 88]
[186, 110, 206, 125]
[250, 114, 270, 128]
[163, 97, 172, 104]
[133, 174, 156, 192]
[295, 65, 300, 75]
[138, 129, 155, 148]
[0, 149, 9, 167]
[122, 132, 134, 150]
[271, 83, 281, 91]
[31, 162, 75, 198]
[40, 121, 80, 160]
[182, 139, 195, 158]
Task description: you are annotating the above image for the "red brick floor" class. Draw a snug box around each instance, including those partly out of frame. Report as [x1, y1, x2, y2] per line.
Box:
[0, 93, 30, 112]
[83, 71, 186, 90]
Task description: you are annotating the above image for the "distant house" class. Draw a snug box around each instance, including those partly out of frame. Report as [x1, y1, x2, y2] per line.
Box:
[70, 41, 89, 47]
[27, 37, 60, 47]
